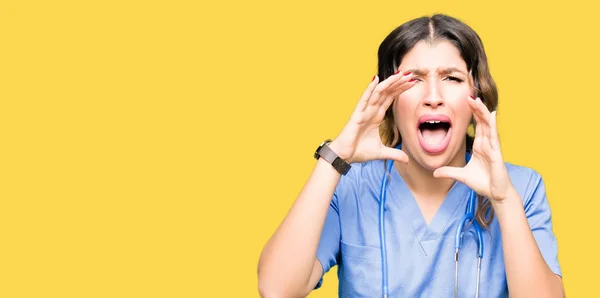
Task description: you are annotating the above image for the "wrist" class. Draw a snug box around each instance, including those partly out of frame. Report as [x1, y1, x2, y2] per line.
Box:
[328, 139, 353, 163]
[491, 186, 521, 210]
[314, 139, 352, 175]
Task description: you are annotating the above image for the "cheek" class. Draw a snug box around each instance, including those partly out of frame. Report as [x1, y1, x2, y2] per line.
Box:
[394, 94, 414, 111]
[444, 84, 472, 100]
[393, 95, 417, 128]
[452, 100, 473, 130]
[400, 84, 423, 99]
[456, 103, 473, 122]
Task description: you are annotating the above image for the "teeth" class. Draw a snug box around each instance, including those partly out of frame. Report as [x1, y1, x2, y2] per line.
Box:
[426, 120, 441, 124]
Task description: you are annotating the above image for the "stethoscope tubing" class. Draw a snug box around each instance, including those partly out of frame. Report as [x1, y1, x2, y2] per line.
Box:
[378, 145, 484, 298]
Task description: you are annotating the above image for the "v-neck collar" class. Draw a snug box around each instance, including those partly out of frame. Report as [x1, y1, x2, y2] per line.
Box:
[387, 163, 469, 255]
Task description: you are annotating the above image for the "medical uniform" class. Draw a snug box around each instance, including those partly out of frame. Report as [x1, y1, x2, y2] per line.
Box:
[315, 160, 562, 297]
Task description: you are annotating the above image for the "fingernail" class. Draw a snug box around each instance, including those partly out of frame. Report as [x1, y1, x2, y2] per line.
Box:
[470, 95, 475, 100]
[408, 78, 416, 82]
[403, 71, 412, 76]
[394, 70, 400, 75]
[372, 75, 377, 81]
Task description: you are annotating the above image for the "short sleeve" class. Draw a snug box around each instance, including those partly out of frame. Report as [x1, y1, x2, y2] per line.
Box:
[314, 169, 353, 289]
[523, 173, 562, 277]
[313, 199, 340, 289]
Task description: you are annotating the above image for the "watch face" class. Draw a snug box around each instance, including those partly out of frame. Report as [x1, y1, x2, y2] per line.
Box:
[314, 142, 325, 159]
[314, 140, 331, 159]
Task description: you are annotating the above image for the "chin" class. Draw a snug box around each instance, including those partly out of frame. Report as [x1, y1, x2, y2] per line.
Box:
[412, 152, 452, 171]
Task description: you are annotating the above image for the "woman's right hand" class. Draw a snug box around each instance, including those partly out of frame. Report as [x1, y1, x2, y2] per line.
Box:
[329, 71, 416, 164]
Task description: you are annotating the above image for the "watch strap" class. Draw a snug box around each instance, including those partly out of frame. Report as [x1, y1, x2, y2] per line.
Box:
[315, 140, 351, 175]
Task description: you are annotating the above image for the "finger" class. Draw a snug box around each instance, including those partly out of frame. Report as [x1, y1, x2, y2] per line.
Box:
[475, 98, 491, 139]
[369, 89, 388, 107]
[471, 97, 497, 152]
[378, 77, 416, 116]
[473, 98, 494, 154]
[433, 166, 468, 184]
[470, 96, 491, 127]
[369, 72, 405, 106]
[468, 96, 488, 139]
[467, 97, 484, 141]
[379, 94, 396, 114]
[386, 71, 414, 91]
[476, 99, 492, 138]
[379, 147, 409, 164]
[357, 75, 380, 112]
[386, 77, 417, 100]
[489, 111, 501, 150]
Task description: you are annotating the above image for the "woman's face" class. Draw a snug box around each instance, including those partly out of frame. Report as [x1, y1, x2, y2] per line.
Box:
[394, 40, 474, 171]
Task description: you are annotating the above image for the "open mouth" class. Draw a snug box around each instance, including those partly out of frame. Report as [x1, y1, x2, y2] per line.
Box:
[417, 115, 452, 154]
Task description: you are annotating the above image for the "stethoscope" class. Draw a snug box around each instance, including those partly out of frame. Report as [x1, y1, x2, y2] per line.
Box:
[378, 144, 484, 298]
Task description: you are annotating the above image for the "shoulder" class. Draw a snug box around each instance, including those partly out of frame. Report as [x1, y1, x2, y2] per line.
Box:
[505, 162, 543, 186]
[504, 162, 547, 207]
[342, 159, 394, 187]
[344, 159, 387, 179]
[334, 160, 388, 200]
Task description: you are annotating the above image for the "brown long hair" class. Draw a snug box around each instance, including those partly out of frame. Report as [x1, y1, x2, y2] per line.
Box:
[378, 14, 498, 228]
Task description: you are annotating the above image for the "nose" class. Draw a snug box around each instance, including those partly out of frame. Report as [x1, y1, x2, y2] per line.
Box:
[422, 80, 444, 108]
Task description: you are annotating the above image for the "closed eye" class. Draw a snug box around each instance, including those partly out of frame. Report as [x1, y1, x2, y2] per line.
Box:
[444, 76, 464, 83]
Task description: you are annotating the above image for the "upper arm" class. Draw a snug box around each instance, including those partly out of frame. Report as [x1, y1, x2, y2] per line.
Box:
[311, 201, 341, 291]
[555, 275, 566, 297]
[305, 259, 324, 294]
[308, 163, 360, 292]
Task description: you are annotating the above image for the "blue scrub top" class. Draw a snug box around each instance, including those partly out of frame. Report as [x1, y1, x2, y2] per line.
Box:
[315, 160, 561, 297]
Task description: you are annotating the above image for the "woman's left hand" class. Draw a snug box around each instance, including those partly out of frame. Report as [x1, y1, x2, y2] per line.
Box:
[433, 95, 514, 204]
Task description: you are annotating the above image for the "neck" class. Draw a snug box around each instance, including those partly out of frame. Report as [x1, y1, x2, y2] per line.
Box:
[396, 147, 467, 198]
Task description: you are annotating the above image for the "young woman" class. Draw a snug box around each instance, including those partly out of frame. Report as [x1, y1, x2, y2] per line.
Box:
[258, 14, 565, 298]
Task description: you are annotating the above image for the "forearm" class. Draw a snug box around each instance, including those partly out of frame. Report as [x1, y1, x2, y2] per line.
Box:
[258, 158, 341, 296]
[494, 187, 565, 298]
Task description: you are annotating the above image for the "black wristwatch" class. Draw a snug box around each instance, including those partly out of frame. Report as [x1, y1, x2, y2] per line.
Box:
[314, 139, 351, 175]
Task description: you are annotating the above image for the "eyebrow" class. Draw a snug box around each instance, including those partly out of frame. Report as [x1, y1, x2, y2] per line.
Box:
[406, 67, 467, 76]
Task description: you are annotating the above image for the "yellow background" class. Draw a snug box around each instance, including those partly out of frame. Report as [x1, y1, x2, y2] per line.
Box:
[1, 0, 597, 297]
